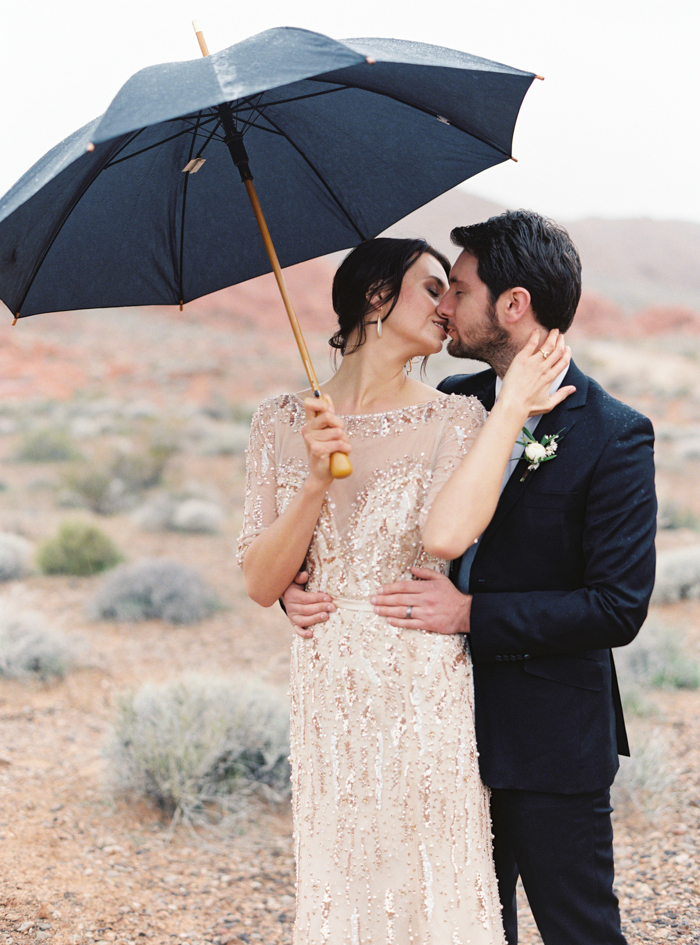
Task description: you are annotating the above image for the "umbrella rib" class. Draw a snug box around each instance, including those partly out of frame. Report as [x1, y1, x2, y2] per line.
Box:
[103, 118, 222, 168]
[178, 112, 203, 305]
[102, 127, 148, 166]
[233, 85, 347, 112]
[311, 78, 516, 160]
[250, 105, 368, 242]
[15, 142, 126, 316]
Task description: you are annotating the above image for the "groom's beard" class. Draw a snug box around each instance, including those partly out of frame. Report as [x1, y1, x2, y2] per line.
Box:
[446, 301, 518, 377]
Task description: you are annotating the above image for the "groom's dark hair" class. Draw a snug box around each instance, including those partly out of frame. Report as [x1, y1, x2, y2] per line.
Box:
[451, 210, 582, 332]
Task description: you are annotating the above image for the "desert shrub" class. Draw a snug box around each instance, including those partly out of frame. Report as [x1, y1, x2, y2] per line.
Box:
[0, 533, 35, 581]
[14, 428, 81, 463]
[109, 441, 177, 492]
[612, 728, 677, 815]
[107, 675, 290, 825]
[0, 609, 75, 680]
[131, 493, 176, 531]
[91, 559, 218, 624]
[37, 519, 123, 576]
[652, 545, 700, 604]
[132, 494, 224, 534]
[658, 501, 700, 532]
[171, 499, 225, 534]
[616, 621, 699, 706]
[62, 467, 121, 515]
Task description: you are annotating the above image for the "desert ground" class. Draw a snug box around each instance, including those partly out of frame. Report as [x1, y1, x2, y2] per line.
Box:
[1, 276, 699, 945]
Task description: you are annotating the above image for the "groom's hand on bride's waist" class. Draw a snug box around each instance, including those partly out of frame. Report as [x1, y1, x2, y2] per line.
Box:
[282, 571, 336, 638]
[371, 568, 472, 634]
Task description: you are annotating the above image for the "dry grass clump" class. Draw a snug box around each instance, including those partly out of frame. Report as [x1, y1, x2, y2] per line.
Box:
[61, 438, 179, 515]
[14, 428, 82, 463]
[109, 440, 177, 492]
[37, 519, 123, 576]
[652, 545, 700, 604]
[133, 493, 224, 534]
[0, 532, 35, 582]
[616, 621, 699, 703]
[107, 675, 290, 827]
[61, 467, 123, 515]
[658, 501, 700, 532]
[613, 728, 677, 816]
[0, 608, 75, 680]
[91, 559, 218, 624]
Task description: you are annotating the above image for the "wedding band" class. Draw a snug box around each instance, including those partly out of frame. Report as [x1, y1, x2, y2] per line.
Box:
[406, 605, 413, 619]
[541, 349, 549, 360]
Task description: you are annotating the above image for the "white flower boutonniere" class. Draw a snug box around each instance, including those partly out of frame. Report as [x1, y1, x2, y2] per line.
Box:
[517, 428, 563, 482]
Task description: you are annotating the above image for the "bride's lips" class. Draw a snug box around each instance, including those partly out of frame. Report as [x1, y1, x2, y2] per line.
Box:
[433, 319, 448, 338]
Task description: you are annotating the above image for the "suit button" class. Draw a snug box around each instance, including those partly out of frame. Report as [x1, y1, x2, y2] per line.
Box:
[495, 655, 503, 662]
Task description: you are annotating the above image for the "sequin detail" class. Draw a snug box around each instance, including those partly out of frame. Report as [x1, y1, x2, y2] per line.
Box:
[238, 393, 504, 944]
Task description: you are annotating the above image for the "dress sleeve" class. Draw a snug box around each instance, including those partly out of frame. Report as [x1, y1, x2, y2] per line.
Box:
[418, 395, 487, 531]
[236, 399, 278, 568]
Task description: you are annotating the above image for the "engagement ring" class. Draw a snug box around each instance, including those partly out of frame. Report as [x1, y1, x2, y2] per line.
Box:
[541, 349, 549, 359]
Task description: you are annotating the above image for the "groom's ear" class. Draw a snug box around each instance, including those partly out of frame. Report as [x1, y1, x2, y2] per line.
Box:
[499, 286, 531, 325]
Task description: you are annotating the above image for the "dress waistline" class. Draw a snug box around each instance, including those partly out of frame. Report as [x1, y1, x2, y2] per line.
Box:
[332, 597, 375, 613]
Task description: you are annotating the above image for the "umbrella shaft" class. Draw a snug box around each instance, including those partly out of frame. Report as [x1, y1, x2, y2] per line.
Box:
[216, 104, 321, 395]
[243, 177, 322, 395]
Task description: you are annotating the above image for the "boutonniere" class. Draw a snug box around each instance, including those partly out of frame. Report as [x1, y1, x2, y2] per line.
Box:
[517, 428, 563, 482]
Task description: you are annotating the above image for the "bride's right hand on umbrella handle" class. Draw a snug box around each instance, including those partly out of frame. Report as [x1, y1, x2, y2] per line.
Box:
[302, 396, 353, 483]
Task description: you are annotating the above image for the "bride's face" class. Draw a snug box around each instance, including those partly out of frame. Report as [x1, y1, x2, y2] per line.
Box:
[382, 253, 449, 356]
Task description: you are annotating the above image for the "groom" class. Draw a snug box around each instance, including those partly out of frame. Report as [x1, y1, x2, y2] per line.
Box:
[283, 210, 657, 945]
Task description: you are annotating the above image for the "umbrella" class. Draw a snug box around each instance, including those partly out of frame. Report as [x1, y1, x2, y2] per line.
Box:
[0, 24, 539, 475]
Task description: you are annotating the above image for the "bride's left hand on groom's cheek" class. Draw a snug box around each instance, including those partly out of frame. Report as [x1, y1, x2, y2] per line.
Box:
[371, 568, 471, 634]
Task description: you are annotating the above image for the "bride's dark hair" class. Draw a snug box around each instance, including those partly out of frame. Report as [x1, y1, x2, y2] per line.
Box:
[329, 238, 450, 356]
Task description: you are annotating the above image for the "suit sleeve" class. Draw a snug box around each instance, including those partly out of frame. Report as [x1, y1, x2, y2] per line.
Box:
[469, 413, 657, 660]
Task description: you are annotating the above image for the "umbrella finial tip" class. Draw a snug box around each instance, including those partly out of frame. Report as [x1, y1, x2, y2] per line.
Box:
[365, 57, 375, 65]
[86, 142, 95, 152]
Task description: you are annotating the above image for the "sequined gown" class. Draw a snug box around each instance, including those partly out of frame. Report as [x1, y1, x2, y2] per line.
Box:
[238, 393, 506, 945]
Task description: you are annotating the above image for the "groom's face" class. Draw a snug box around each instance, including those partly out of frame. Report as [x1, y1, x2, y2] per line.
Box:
[437, 251, 515, 368]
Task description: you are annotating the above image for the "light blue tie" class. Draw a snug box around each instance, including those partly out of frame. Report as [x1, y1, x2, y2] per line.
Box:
[455, 413, 541, 592]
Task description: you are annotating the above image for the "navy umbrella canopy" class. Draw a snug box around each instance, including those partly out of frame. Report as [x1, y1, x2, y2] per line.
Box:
[0, 27, 536, 320]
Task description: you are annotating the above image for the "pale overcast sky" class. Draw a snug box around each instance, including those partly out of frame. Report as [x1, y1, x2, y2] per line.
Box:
[1, 0, 697, 223]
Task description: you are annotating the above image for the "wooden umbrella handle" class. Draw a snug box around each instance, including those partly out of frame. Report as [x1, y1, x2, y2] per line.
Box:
[191, 21, 352, 479]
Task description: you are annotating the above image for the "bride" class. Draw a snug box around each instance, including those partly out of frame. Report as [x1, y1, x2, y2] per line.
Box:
[237, 237, 572, 945]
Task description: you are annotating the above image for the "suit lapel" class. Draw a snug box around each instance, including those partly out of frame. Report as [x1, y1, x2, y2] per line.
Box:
[468, 371, 497, 411]
[478, 362, 589, 549]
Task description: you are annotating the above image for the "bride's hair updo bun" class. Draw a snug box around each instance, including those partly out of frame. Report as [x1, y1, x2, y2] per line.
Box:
[330, 238, 450, 356]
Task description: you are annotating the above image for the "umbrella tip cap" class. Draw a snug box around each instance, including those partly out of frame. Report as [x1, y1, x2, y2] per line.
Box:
[365, 57, 375, 65]
[86, 142, 95, 152]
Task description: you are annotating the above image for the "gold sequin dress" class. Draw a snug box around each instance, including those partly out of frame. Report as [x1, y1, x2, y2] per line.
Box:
[238, 393, 506, 945]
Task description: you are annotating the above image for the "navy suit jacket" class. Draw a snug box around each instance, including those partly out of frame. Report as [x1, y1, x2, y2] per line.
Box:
[438, 361, 657, 794]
